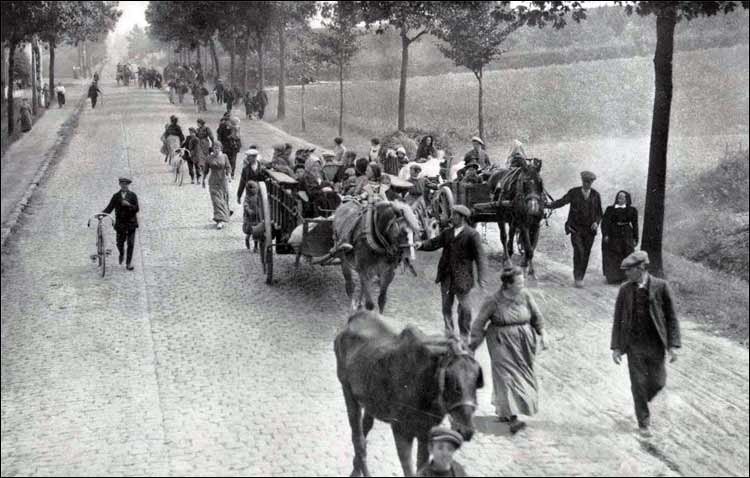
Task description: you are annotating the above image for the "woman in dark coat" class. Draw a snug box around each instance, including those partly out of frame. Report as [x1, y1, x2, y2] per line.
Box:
[416, 135, 437, 160]
[601, 190, 639, 284]
[303, 157, 341, 216]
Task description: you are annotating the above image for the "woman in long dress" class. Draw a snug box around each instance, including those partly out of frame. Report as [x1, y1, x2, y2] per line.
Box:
[203, 142, 232, 229]
[601, 190, 638, 284]
[469, 266, 548, 434]
[194, 118, 215, 176]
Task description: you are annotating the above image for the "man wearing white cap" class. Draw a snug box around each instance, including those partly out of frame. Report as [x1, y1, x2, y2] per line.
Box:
[463, 136, 491, 170]
[236, 148, 267, 204]
[611, 250, 681, 438]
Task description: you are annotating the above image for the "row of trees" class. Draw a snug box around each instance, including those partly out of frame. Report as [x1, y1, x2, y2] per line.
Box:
[1, 1, 121, 134]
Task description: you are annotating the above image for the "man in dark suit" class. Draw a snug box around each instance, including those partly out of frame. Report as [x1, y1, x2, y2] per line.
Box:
[547, 170, 603, 287]
[102, 177, 140, 271]
[611, 251, 681, 437]
[417, 205, 487, 342]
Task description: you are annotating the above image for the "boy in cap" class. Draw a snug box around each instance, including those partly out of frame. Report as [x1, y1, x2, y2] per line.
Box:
[102, 177, 140, 270]
[463, 136, 490, 170]
[547, 171, 603, 287]
[416, 426, 467, 477]
[611, 250, 681, 438]
[417, 205, 487, 342]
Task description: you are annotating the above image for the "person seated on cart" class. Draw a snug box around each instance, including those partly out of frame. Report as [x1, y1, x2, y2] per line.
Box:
[302, 156, 341, 217]
[293, 163, 306, 182]
[340, 167, 359, 196]
[464, 136, 491, 170]
[270, 143, 296, 177]
[352, 162, 391, 203]
[405, 164, 438, 204]
[459, 161, 483, 185]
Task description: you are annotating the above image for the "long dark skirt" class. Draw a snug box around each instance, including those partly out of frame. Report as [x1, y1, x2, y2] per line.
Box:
[602, 225, 635, 283]
[487, 323, 539, 417]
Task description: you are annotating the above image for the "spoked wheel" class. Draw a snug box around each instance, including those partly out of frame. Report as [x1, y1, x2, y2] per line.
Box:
[435, 186, 455, 229]
[257, 182, 274, 284]
[97, 229, 106, 277]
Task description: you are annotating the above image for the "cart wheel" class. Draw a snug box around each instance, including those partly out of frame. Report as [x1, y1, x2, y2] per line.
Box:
[258, 182, 274, 284]
[436, 186, 455, 228]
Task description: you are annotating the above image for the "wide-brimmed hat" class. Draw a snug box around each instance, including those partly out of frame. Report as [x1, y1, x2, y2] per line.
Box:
[118, 177, 132, 184]
[471, 136, 484, 146]
[451, 205, 471, 218]
[620, 250, 650, 269]
[429, 426, 462, 449]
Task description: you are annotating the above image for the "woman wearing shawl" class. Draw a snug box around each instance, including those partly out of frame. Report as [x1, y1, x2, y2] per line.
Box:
[352, 162, 390, 203]
[470, 266, 548, 434]
[416, 135, 437, 160]
[203, 142, 233, 229]
[302, 156, 341, 216]
[601, 190, 639, 284]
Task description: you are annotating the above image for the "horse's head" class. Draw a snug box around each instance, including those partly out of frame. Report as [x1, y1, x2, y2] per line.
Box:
[518, 159, 545, 222]
[435, 341, 483, 441]
[374, 201, 421, 260]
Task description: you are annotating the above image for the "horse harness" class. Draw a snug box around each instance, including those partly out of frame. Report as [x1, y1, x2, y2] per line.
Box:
[364, 204, 403, 258]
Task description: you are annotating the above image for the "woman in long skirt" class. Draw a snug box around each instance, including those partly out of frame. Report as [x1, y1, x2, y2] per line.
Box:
[203, 143, 232, 229]
[601, 190, 638, 284]
[470, 266, 548, 434]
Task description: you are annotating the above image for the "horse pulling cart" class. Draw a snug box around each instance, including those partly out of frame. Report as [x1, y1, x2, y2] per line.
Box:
[255, 170, 340, 284]
[432, 159, 551, 277]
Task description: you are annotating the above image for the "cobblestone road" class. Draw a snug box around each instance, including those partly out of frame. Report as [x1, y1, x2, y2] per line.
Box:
[2, 67, 748, 477]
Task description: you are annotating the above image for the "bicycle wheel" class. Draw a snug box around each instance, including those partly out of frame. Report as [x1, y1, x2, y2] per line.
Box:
[97, 224, 106, 277]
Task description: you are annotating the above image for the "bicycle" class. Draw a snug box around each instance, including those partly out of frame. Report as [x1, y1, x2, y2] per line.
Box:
[87, 213, 114, 277]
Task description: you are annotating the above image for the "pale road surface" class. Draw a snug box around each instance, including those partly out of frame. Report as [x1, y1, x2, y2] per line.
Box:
[1, 66, 748, 477]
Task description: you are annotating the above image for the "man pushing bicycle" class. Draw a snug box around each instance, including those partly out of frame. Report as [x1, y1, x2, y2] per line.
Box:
[102, 177, 139, 271]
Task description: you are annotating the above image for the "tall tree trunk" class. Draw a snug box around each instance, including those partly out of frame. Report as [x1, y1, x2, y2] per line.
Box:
[30, 42, 38, 115]
[77, 43, 83, 75]
[241, 37, 250, 92]
[48, 39, 56, 106]
[1, 44, 6, 102]
[301, 82, 306, 131]
[209, 37, 220, 79]
[277, 25, 286, 120]
[641, 8, 676, 278]
[257, 36, 265, 91]
[7, 41, 16, 135]
[33, 38, 41, 109]
[83, 41, 89, 77]
[229, 36, 236, 87]
[338, 62, 344, 137]
[398, 31, 409, 132]
[196, 44, 201, 71]
[477, 67, 484, 140]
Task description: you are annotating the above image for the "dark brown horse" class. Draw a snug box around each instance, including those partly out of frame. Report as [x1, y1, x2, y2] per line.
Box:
[334, 200, 420, 313]
[335, 310, 484, 477]
[489, 159, 546, 277]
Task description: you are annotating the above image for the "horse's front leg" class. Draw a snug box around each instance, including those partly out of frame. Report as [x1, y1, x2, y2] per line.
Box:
[377, 266, 396, 314]
[497, 220, 509, 264]
[392, 425, 415, 477]
[360, 271, 376, 311]
[342, 264, 358, 311]
[343, 384, 369, 477]
[416, 434, 430, 472]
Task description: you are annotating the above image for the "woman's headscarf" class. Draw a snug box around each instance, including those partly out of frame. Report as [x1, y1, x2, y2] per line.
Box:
[417, 135, 436, 159]
[305, 156, 322, 175]
[612, 190, 632, 206]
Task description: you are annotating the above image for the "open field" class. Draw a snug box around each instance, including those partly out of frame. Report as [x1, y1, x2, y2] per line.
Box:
[263, 46, 749, 345]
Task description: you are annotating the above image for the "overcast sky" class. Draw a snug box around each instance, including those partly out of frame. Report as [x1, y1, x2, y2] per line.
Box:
[113, 1, 609, 35]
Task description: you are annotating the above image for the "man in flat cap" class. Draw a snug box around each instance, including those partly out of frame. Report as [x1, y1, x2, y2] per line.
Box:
[416, 426, 467, 477]
[418, 204, 487, 343]
[463, 136, 491, 170]
[547, 170, 603, 287]
[611, 251, 681, 437]
[102, 177, 140, 271]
